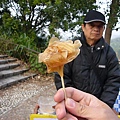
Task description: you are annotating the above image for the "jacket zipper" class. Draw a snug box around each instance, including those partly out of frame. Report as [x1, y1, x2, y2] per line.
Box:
[91, 46, 94, 53]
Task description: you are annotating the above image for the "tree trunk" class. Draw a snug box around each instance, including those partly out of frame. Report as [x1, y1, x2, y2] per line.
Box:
[104, 23, 112, 45]
[104, 0, 119, 45]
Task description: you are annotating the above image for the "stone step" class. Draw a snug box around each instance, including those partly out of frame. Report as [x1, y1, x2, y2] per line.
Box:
[0, 54, 38, 89]
[0, 55, 8, 58]
[0, 68, 28, 79]
[0, 58, 17, 64]
[0, 63, 20, 71]
[0, 74, 37, 89]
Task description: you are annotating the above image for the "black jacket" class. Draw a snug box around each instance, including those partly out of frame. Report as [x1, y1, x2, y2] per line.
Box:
[54, 33, 120, 108]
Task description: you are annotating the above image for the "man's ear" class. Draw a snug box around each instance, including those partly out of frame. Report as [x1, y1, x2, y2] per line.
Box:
[81, 24, 84, 32]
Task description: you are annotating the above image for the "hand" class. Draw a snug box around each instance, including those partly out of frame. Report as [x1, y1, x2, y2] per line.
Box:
[33, 104, 40, 114]
[54, 87, 119, 120]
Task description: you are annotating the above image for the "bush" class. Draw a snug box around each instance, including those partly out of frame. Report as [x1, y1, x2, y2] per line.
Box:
[0, 35, 48, 74]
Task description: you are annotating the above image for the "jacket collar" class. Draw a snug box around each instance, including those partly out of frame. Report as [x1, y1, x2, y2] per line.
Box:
[80, 32, 105, 51]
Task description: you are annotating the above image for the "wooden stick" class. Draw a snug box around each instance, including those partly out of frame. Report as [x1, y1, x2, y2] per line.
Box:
[61, 76, 67, 100]
[58, 66, 67, 100]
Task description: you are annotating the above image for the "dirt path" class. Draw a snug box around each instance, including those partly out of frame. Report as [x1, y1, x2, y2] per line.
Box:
[0, 74, 57, 120]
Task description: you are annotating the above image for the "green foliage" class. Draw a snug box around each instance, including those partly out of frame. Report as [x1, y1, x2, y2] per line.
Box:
[0, 0, 119, 41]
[0, 0, 119, 73]
[45, 0, 97, 36]
[0, 36, 48, 74]
[13, 33, 36, 49]
[29, 54, 47, 74]
[0, 0, 97, 39]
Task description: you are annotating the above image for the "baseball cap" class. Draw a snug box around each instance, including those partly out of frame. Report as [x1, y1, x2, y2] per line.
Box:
[84, 10, 106, 24]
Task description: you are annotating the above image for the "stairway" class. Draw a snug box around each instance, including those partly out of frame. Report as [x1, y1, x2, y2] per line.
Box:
[0, 54, 37, 89]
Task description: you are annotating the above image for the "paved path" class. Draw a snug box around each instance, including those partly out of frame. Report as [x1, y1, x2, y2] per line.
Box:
[0, 74, 56, 120]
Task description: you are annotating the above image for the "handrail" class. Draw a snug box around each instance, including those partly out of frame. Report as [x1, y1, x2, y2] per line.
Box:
[0, 39, 46, 73]
[0, 39, 40, 55]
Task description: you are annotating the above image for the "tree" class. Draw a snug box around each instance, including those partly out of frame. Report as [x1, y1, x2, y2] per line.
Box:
[104, 0, 120, 45]
[0, 0, 119, 45]
[0, 0, 96, 39]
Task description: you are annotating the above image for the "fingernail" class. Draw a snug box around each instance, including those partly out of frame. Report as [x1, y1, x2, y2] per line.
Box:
[68, 118, 77, 120]
[66, 98, 75, 107]
[68, 118, 76, 120]
[68, 116, 78, 120]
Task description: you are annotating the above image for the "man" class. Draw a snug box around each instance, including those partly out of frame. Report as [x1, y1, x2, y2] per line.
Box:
[54, 10, 120, 109]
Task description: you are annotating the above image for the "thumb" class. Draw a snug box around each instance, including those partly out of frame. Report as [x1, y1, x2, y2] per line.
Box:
[65, 98, 97, 119]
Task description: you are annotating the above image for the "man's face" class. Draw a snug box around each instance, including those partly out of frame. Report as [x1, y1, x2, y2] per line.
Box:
[82, 21, 105, 43]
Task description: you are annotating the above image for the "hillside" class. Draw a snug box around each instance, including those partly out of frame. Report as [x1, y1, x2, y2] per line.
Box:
[110, 37, 120, 61]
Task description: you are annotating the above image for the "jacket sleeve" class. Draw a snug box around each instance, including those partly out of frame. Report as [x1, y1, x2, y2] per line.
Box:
[100, 46, 120, 108]
[54, 62, 74, 90]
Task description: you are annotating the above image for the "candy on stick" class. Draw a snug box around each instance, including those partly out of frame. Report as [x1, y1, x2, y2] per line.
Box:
[38, 37, 82, 98]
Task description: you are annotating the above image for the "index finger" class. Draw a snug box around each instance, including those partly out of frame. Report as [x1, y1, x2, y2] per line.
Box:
[54, 87, 90, 103]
